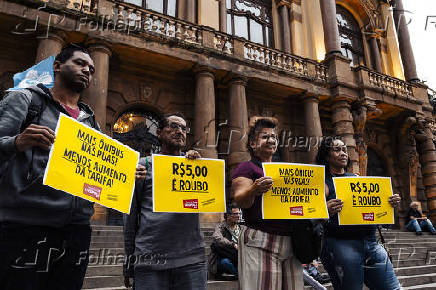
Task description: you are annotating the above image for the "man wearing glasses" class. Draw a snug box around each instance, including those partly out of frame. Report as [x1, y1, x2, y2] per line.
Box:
[123, 113, 207, 290]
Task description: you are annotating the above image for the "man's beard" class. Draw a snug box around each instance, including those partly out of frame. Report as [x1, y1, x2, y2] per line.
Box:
[61, 71, 88, 93]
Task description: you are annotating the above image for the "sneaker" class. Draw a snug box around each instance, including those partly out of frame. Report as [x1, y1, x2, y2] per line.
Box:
[431, 232, 436, 235]
[416, 231, 423, 236]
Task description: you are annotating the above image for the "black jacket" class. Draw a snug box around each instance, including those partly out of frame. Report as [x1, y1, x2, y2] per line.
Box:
[0, 84, 99, 227]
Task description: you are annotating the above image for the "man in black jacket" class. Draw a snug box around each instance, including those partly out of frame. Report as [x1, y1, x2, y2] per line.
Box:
[0, 44, 99, 290]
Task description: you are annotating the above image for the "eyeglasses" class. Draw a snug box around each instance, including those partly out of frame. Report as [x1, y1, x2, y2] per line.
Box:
[167, 122, 190, 133]
[259, 134, 278, 141]
[331, 146, 348, 153]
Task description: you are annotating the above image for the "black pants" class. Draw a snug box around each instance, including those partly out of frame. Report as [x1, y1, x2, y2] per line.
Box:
[0, 223, 91, 290]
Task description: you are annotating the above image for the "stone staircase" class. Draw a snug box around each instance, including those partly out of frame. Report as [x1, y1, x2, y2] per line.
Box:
[83, 225, 436, 290]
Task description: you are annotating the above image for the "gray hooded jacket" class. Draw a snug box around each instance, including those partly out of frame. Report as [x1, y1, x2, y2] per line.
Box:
[0, 84, 99, 227]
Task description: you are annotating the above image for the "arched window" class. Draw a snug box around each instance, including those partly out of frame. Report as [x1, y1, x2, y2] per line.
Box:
[336, 5, 365, 66]
[113, 109, 161, 156]
[124, 0, 177, 17]
[226, 0, 273, 47]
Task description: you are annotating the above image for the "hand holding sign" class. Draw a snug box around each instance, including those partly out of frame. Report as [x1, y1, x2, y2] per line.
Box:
[15, 124, 56, 151]
[388, 193, 401, 208]
[327, 199, 343, 215]
[253, 177, 274, 196]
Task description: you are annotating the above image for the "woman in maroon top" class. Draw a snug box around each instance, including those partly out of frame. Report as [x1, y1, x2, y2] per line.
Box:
[232, 118, 302, 290]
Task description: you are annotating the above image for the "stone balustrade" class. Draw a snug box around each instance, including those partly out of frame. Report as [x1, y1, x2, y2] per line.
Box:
[367, 69, 413, 97]
[112, 3, 201, 44]
[244, 42, 309, 78]
[314, 62, 328, 82]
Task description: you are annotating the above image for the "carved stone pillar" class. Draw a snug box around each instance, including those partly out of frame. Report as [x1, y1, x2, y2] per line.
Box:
[332, 100, 358, 173]
[81, 42, 111, 133]
[302, 95, 322, 163]
[416, 120, 436, 223]
[228, 77, 249, 170]
[352, 98, 382, 176]
[194, 68, 218, 159]
[319, 0, 341, 55]
[277, 1, 292, 53]
[35, 31, 65, 63]
[369, 36, 383, 73]
[219, 0, 227, 32]
[392, 0, 419, 82]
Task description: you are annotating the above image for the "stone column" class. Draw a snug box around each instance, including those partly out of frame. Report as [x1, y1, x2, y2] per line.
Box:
[278, 3, 292, 53]
[80, 42, 111, 225]
[81, 42, 111, 133]
[35, 31, 65, 63]
[369, 36, 383, 73]
[319, 0, 341, 55]
[228, 77, 250, 170]
[301, 95, 322, 163]
[219, 0, 227, 32]
[186, 0, 196, 23]
[194, 68, 218, 158]
[418, 123, 436, 223]
[392, 0, 419, 82]
[332, 100, 359, 173]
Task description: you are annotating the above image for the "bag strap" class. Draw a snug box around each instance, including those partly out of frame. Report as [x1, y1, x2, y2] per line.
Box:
[20, 89, 46, 132]
[377, 226, 386, 244]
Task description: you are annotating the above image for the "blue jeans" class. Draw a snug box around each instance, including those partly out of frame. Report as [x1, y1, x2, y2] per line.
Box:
[406, 219, 436, 233]
[134, 262, 207, 290]
[321, 237, 400, 290]
[217, 258, 237, 275]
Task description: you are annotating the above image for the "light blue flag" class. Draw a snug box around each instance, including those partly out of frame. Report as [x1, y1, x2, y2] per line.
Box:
[8, 56, 55, 91]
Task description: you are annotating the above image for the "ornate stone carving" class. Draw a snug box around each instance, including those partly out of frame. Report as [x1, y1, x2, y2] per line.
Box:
[352, 97, 382, 176]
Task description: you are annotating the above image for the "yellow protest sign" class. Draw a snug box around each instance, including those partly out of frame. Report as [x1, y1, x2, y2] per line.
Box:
[333, 177, 394, 225]
[152, 154, 226, 213]
[262, 163, 327, 219]
[43, 114, 139, 214]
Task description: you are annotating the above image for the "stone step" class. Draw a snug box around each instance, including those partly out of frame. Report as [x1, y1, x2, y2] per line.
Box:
[398, 273, 436, 287]
[83, 275, 124, 289]
[90, 242, 125, 248]
[91, 225, 123, 231]
[83, 276, 238, 290]
[91, 230, 124, 237]
[89, 248, 125, 256]
[86, 265, 123, 277]
[206, 280, 238, 290]
[395, 265, 436, 277]
[384, 238, 436, 243]
[402, 282, 436, 289]
[389, 246, 436, 254]
[91, 236, 124, 243]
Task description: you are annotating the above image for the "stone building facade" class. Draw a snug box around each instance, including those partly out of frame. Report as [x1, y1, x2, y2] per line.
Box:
[0, 0, 435, 227]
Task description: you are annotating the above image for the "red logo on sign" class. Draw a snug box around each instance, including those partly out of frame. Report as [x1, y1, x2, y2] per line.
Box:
[83, 183, 102, 201]
[362, 213, 374, 221]
[290, 206, 304, 216]
[183, 199, 198, 209]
